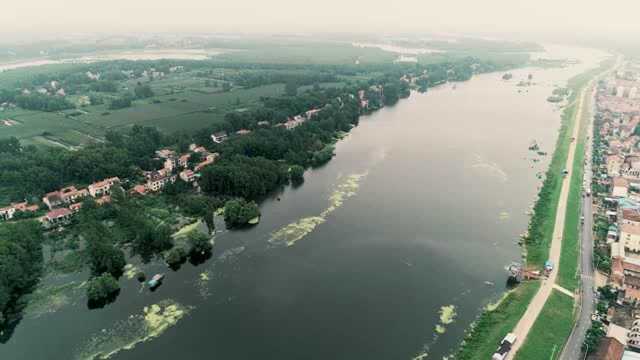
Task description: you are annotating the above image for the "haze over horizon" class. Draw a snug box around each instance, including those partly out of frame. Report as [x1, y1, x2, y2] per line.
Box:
[3, 0, 640, 44]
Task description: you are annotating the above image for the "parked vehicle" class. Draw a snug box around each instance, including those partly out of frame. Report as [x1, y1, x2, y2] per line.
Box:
[492, 333, 517, 360]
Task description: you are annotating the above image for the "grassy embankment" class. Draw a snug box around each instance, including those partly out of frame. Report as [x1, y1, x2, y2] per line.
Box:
[514, 290, 576, 360]
[556, 87, 589, 292]
[455, 281, 540, 359]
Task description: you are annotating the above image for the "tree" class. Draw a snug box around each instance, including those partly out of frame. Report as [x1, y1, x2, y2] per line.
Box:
[83, 222, 126, 278]
[86, 273, 120, 306]
[582, 321, 605, 353]
[0, 137, 21, 154]
[0, 221, 44, 331]
[165, 247, 187, 270]
[134, 84, 154, 99]
[109, 95, 133, 110]
[289, 165, 305, 183]
[188, 231, 212, 257]
[224, 199, 260, 228]
[285, 80, 298, 96]
[312, 145, 335, 167]
[130, 222, 173, 263]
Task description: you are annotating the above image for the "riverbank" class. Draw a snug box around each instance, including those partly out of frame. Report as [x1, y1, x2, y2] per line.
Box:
[455, 282, 540, 359]
[454, 56, 613, 360]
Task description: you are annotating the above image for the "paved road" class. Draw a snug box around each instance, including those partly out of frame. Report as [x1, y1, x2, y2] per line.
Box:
[506, 72, 590, 360]
[561, 56, 622, 359]
[560, 88, 596, 360]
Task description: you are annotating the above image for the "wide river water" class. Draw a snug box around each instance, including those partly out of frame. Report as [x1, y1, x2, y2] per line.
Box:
[0, 45, 607, 360]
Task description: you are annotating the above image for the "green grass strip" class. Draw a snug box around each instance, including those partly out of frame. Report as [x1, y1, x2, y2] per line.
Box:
[514, 290, 576, 360]
[525, 87, 577, 267]
[557, 93, 589, 291]
[455, 281, 541, 360]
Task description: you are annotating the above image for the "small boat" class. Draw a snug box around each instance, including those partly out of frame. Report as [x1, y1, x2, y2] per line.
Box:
[148, 273, 165, 288]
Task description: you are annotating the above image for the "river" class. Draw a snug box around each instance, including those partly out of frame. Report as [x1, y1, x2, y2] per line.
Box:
[0, 45, 607, 360]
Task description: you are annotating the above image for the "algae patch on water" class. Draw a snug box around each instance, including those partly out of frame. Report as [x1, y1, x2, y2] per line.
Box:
[196, 270, 212, 299]
[435, 305, 457, 334]
[123, 264, 141, 280]
[25, 281, 86, 318]
[74, 299, 192, 360]
[269, 172, 367, 246]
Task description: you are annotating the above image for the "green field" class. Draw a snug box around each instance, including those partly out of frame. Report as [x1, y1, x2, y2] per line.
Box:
[455, 281, 540, 360]
[1, 83, 287, 146]
[514, 290, 576, 360]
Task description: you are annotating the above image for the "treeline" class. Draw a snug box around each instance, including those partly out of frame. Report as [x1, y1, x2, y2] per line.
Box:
[0, 221, 44, 339]
[228, 70, 338, 89]
[13, 93, 74, 112]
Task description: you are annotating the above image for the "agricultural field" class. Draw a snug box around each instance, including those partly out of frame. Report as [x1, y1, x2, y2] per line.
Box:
[0, 63, 356, 146]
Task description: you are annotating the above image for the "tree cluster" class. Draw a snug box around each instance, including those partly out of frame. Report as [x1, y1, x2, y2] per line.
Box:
[0, 221, 44, 335]
[14, 93, 73, 112]
[200, 155, 289, 199]
[223, 199, 260, 228]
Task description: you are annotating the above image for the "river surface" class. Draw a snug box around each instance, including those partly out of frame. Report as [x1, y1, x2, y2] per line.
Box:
[0, 45, 607, 360]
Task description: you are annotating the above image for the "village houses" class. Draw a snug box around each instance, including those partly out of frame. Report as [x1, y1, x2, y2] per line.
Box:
[88, 177, 120, 197]
[0, 201, 38, 221]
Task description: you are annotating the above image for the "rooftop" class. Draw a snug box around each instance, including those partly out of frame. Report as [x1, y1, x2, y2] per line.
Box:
[622, 223, 640, 236]
[614, 177, 630, 187]
[46, 207, 71, 219]
[624, 209, 640, 223]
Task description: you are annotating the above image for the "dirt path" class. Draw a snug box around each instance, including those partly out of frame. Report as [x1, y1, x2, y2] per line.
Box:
[506, 79, 591, 359]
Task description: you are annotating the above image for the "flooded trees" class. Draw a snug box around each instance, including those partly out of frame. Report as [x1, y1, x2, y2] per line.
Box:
[87, 273, 120, 309]
[289, 165, 305, 183]
[223, 199, 260, 228]
[165, 247, 187, 271]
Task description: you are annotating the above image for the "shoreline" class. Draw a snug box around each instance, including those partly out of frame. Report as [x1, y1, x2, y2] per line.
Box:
[454, 55, 614, 360]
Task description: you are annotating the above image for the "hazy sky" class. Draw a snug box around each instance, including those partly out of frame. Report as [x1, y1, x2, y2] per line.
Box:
[3, 0, 639, 39]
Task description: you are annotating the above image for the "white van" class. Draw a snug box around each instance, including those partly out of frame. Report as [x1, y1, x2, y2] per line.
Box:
[492, 333, 517, 360]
